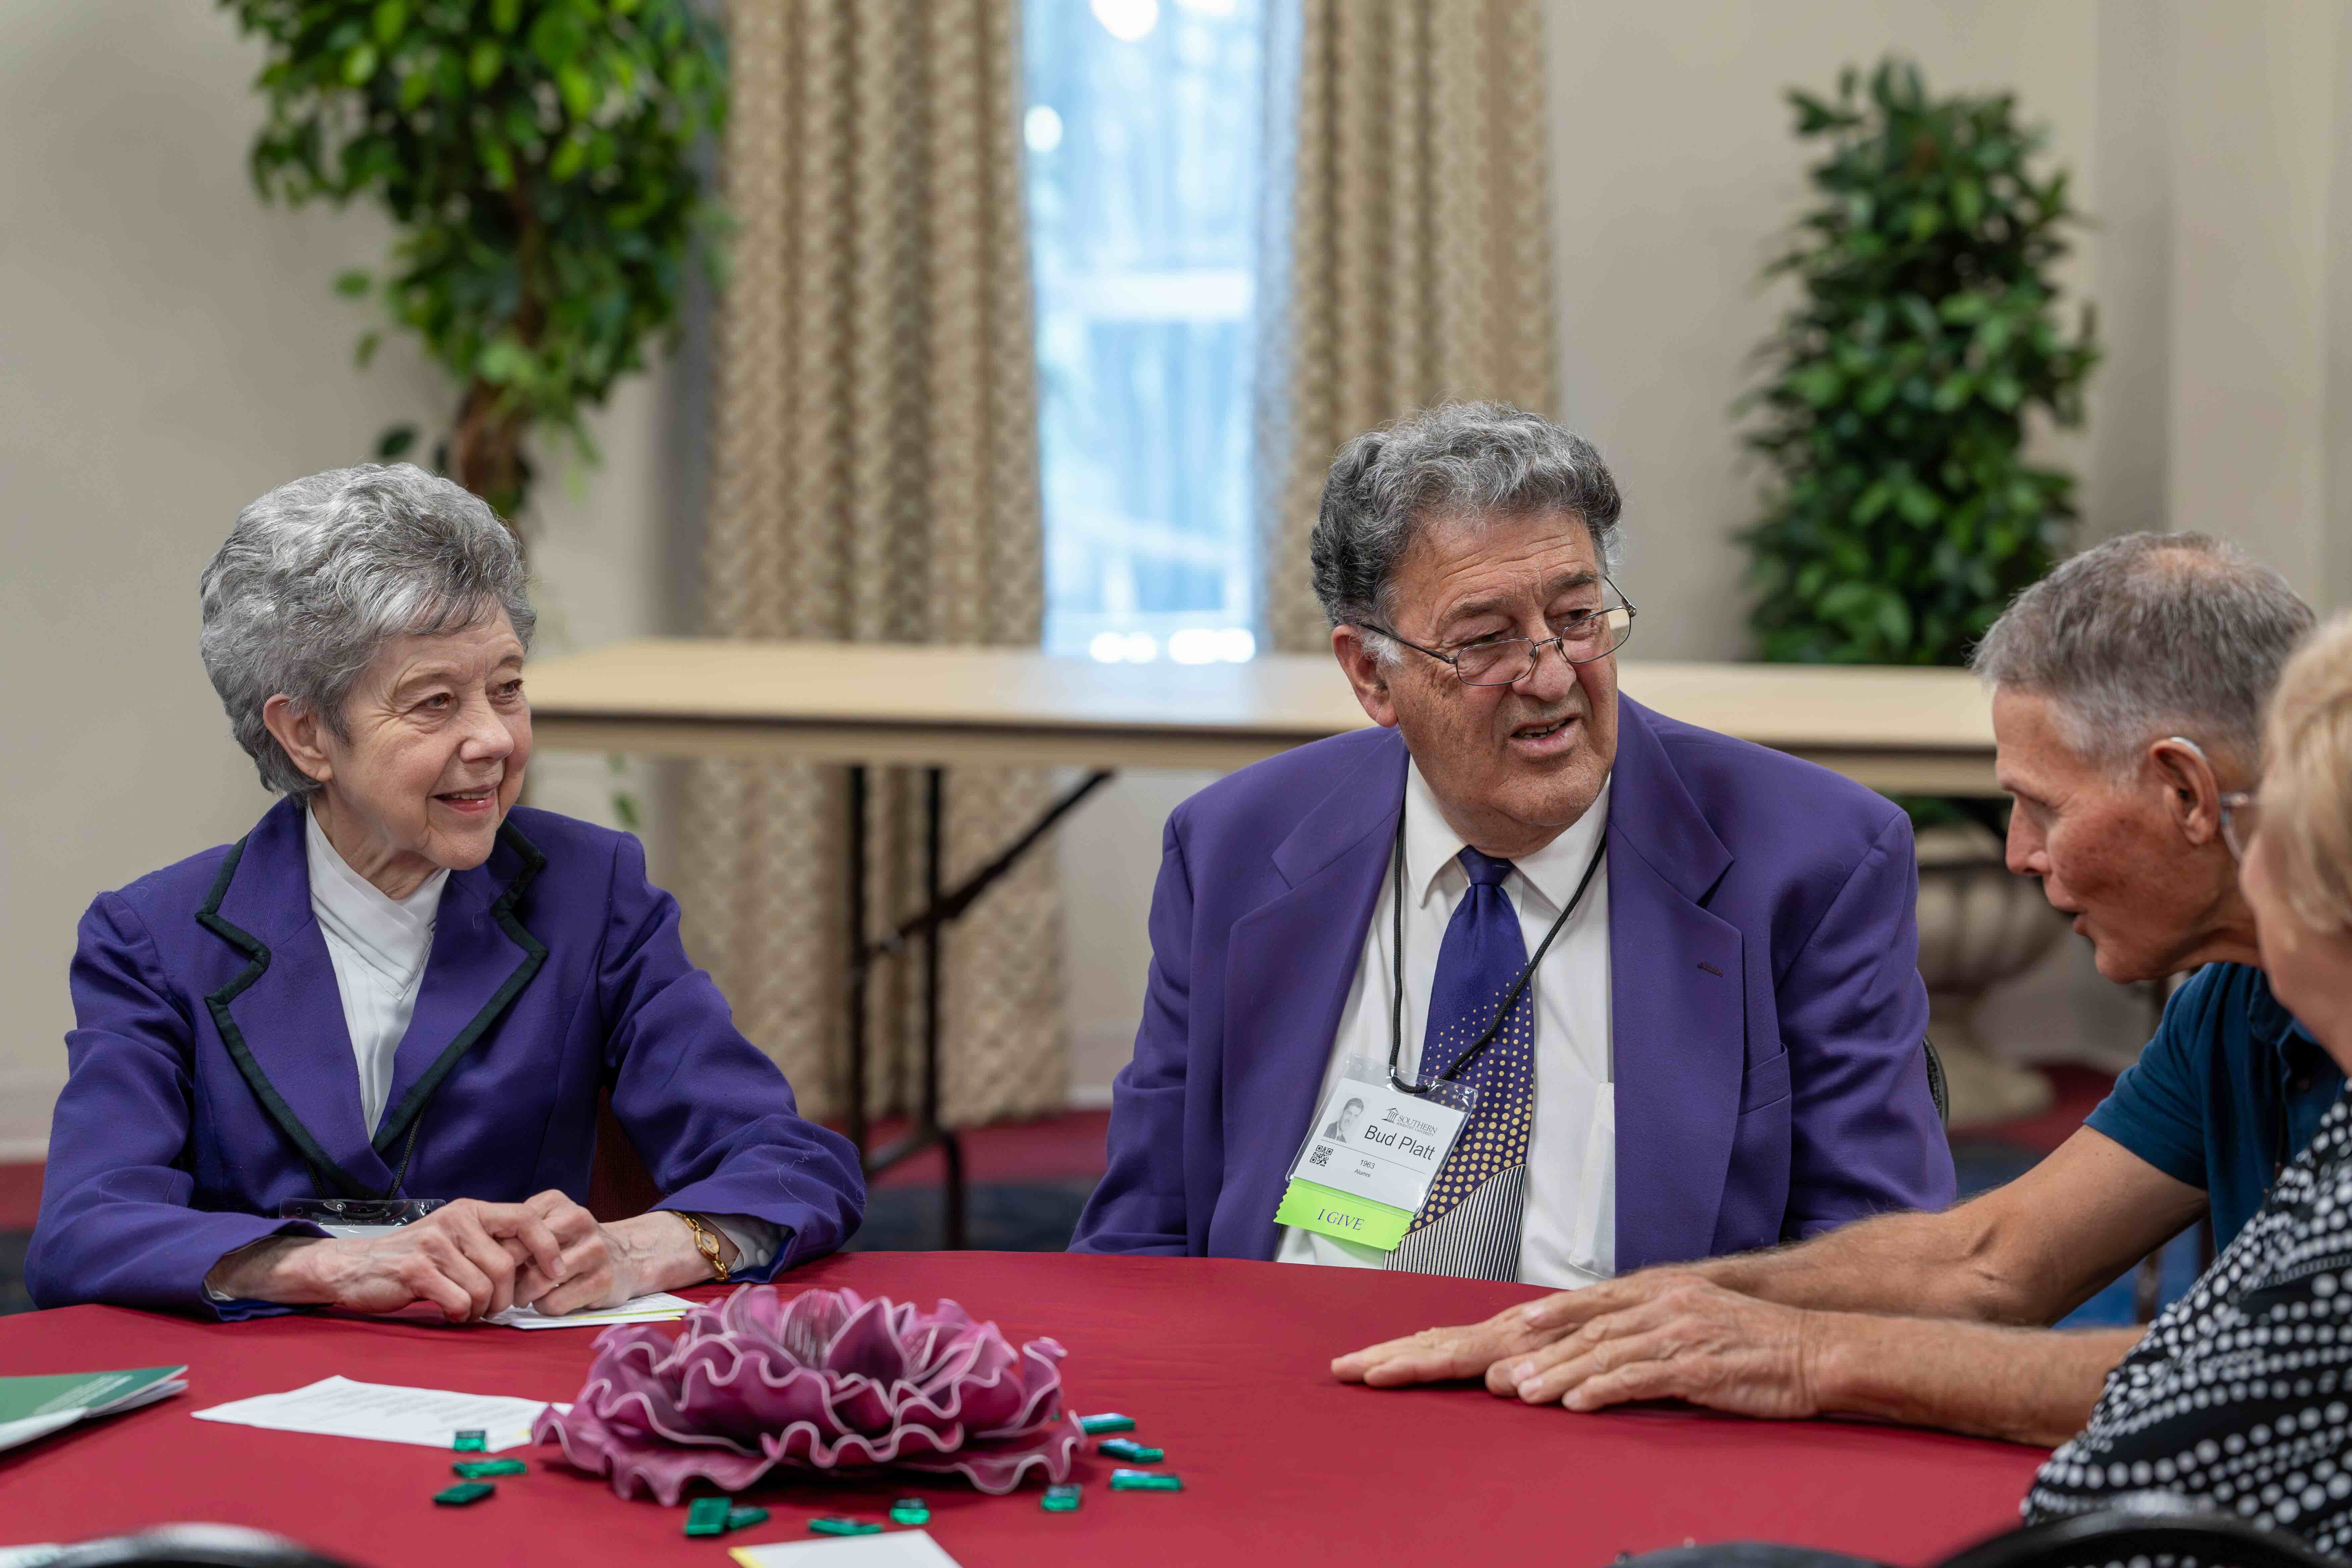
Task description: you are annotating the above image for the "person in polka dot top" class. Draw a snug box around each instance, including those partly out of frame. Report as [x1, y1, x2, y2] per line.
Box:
[2028, 613, 2352, 1546]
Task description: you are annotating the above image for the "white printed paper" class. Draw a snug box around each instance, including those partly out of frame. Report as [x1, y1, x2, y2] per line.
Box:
[1287, 1073, 1469, 1212]
[490, 1290, 695, 1329]
[190, 1376, 551, 1452]
[730, 1531, 965, 1568]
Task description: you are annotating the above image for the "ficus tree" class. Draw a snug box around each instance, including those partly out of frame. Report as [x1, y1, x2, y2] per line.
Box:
[222, 0, 728, 522]
[1740, 58, 2099, 672]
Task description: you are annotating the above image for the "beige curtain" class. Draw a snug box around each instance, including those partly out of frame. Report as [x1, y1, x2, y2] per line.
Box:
[1258, 0, 1560, 653]
[680, 0, 1064, 1127]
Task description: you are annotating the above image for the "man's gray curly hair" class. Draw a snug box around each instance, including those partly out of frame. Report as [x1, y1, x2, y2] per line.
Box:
[1309, 402, 1624, 642]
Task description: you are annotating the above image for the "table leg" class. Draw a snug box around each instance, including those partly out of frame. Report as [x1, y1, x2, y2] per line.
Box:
[853, 767, 1115, 1249]
[922, 767, 969, 1249]
[845, 763, 869, 1157]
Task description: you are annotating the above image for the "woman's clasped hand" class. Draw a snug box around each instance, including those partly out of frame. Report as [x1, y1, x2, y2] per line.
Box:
[203, 1190, 660, 1322]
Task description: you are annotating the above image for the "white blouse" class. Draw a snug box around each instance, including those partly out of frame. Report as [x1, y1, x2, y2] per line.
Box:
[303, 806, 776, 1272]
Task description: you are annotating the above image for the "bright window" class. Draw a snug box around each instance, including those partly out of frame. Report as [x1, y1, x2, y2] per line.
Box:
[1023, 0, 1264, 665]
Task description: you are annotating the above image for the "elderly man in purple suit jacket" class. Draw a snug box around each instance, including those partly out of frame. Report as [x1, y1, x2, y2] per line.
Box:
[1070, 402, 1952, 1284]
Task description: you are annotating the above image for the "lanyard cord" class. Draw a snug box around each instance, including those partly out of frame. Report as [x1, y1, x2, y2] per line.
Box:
[1386, 809, 1608, 1095]
[387, 1115, 423, 1198]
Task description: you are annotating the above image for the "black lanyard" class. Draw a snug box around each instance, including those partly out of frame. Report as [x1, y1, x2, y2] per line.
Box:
[1385, 809, 1608, 1095]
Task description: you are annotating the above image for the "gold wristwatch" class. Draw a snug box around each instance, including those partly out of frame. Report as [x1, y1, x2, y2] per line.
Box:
[677, 1211, 731, 1283]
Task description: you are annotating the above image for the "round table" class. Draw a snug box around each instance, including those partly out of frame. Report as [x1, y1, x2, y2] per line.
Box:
[0, 1252, 2049, 1565]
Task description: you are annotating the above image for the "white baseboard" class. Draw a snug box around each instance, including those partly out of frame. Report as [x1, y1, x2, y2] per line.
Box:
[1064, 1083, 1116, 1111]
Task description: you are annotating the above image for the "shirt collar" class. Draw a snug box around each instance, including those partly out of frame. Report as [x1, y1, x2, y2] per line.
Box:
[1402, 760, 1612, 914]
[304, 803, 447, 986]
[2242, 963, 2326, 1064]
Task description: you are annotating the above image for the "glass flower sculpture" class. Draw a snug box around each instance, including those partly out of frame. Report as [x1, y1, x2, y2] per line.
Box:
[535, 1286, 1082, 1505]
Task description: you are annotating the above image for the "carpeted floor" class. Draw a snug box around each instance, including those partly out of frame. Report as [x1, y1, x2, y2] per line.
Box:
[0, 1079, 2203, 1319]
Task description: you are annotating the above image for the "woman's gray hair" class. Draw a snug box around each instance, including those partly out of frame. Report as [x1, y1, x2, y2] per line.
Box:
[1970, 532, 2314, 775]
[198, 463, 535, 797]
[1310, 402, 1624, 640]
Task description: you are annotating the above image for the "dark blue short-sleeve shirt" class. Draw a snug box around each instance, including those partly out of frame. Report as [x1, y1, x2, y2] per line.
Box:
[2083, 962, 2341, 1247]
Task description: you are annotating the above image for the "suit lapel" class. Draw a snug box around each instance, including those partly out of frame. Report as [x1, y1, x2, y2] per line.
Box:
[375, 822, 547, 1162]
[199, 798, 395, 1198]
[1607, 698, 1748, 1270]
[1219, 732, 1407, 1259]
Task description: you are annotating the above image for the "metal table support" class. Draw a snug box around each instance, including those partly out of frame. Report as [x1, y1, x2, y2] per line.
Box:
[842, 764, 1117, 1247]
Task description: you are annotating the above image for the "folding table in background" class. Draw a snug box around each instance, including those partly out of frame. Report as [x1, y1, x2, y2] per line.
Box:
[527, 640, 1999, 1244]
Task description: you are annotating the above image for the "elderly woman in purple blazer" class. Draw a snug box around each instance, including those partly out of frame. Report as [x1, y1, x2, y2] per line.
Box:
[29, 464, 863, 1321]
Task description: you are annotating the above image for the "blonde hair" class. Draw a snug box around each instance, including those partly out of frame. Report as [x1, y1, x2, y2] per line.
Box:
[2261, 612, 2352, 932]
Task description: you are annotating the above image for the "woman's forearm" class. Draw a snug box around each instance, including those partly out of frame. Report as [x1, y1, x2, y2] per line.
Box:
[203, 1235, 327, 1304]
[604, 1212, 741, 1295]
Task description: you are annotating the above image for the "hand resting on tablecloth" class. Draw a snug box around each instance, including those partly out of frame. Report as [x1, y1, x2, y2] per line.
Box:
[202, 1190, 733, 1322]
[1332, 1267, 1822, 1419]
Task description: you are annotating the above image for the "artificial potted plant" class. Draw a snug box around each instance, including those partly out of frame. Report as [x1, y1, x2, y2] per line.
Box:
[1740, 58, 2100, 1124]
[223, 0, 728, 522]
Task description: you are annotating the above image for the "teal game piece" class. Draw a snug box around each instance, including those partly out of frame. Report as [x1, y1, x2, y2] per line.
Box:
[451, 1429, 487, 1452]
[1110, 1468, 1184, 1492]
[809, 1518, 883, 1537]
[725, 1507, 770, 1532]
[432, 1481, 495, 1506]
[452, 1459, 528, 1479]
[1097, 1438, 1163, 1462]
[1041, 1483, 1082, 1513]
[888, 1498, 930, 1526]
[684, 1498, 733, 1537]
[1077, 1413, 1135, 1435]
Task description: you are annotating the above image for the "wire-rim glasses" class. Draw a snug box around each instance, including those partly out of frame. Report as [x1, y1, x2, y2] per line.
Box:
[2220, 790, 2261, 862]
[1363, 586, 1637, 687]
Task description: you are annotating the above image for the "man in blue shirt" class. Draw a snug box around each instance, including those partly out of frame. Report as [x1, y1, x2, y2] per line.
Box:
[1332, 532, 2325, 1446]
[2089, 963, 2340, 1249]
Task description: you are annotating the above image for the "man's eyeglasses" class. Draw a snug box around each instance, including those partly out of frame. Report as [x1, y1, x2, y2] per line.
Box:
[2221, 790, 2261, 862]
[1362, 587, 1636, 687]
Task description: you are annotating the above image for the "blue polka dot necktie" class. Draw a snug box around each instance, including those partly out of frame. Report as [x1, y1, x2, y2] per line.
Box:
[1387, 846, 1533, 1281]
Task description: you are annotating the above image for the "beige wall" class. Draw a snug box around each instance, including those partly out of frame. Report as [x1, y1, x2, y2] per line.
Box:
[0, 0, 673, 1155]
[9, 1, 2348, 1141]
[1065, 0, 2352, 1098]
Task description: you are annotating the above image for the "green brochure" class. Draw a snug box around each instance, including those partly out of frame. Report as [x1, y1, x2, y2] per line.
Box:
[0, 1366, 188, 1453]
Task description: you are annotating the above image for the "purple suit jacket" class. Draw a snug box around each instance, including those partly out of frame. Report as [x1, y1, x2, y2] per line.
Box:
[1070, 696, 1954, 1268]
[28, 798, 865, 1317]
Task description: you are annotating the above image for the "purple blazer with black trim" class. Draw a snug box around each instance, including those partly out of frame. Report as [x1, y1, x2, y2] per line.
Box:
[1070, 696, 1955, 1268]
[28, 798, 865, 1317]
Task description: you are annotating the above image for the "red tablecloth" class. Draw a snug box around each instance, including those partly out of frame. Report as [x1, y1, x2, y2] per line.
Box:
[0, 1252, 2047, 1566]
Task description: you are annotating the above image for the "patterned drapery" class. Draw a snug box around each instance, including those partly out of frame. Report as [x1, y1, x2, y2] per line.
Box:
[1257, 0, 1560, 653]
[680, 0, 1064, 1126]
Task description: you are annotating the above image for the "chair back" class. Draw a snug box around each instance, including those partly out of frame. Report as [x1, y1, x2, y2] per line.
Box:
[1937, 1499, 2341, 1568]
[45, 1524, 363, 1568]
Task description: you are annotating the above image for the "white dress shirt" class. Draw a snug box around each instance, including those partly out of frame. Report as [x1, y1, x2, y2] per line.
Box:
[301, 806, 777, 1272]
[1274, 762, 1616, 1288]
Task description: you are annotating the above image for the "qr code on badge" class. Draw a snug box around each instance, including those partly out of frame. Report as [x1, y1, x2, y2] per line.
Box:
[1309, 1144, 1332, 1168]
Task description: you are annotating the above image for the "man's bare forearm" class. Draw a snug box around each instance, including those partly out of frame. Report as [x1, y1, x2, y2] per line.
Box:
[1681, 1207, 2026, 1322]
[1807, 1314, 2140, 1447]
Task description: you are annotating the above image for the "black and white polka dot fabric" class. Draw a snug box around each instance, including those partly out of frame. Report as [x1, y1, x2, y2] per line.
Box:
[2027, 1087, 2352, 1549]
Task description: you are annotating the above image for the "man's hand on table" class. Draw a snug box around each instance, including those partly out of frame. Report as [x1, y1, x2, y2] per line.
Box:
[1333, 1268, 1724, 1389]
[1334, 1269, 1823, 1419]
[1483, 1277, 1821, 1416]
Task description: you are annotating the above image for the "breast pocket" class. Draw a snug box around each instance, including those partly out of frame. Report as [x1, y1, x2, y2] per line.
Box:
[1737, 1051, 1792, 1115]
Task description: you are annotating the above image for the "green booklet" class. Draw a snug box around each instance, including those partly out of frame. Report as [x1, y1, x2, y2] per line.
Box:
[0, 1367, 188, 1453]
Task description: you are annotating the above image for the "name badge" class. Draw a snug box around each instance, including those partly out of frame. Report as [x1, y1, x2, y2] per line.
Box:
[1273, 1058, 1473, 1252]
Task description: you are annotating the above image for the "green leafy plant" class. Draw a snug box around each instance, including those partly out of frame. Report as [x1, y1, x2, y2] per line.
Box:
[223, 0, 728, 520]
[1740, 58, 2098, 672]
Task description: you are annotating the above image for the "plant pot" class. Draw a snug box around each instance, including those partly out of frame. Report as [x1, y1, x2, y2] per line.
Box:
[1913, 823, 2071, 1129]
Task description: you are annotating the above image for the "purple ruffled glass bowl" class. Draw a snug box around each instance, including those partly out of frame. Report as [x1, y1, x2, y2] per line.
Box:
[534, 1285, 1082, 1505]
